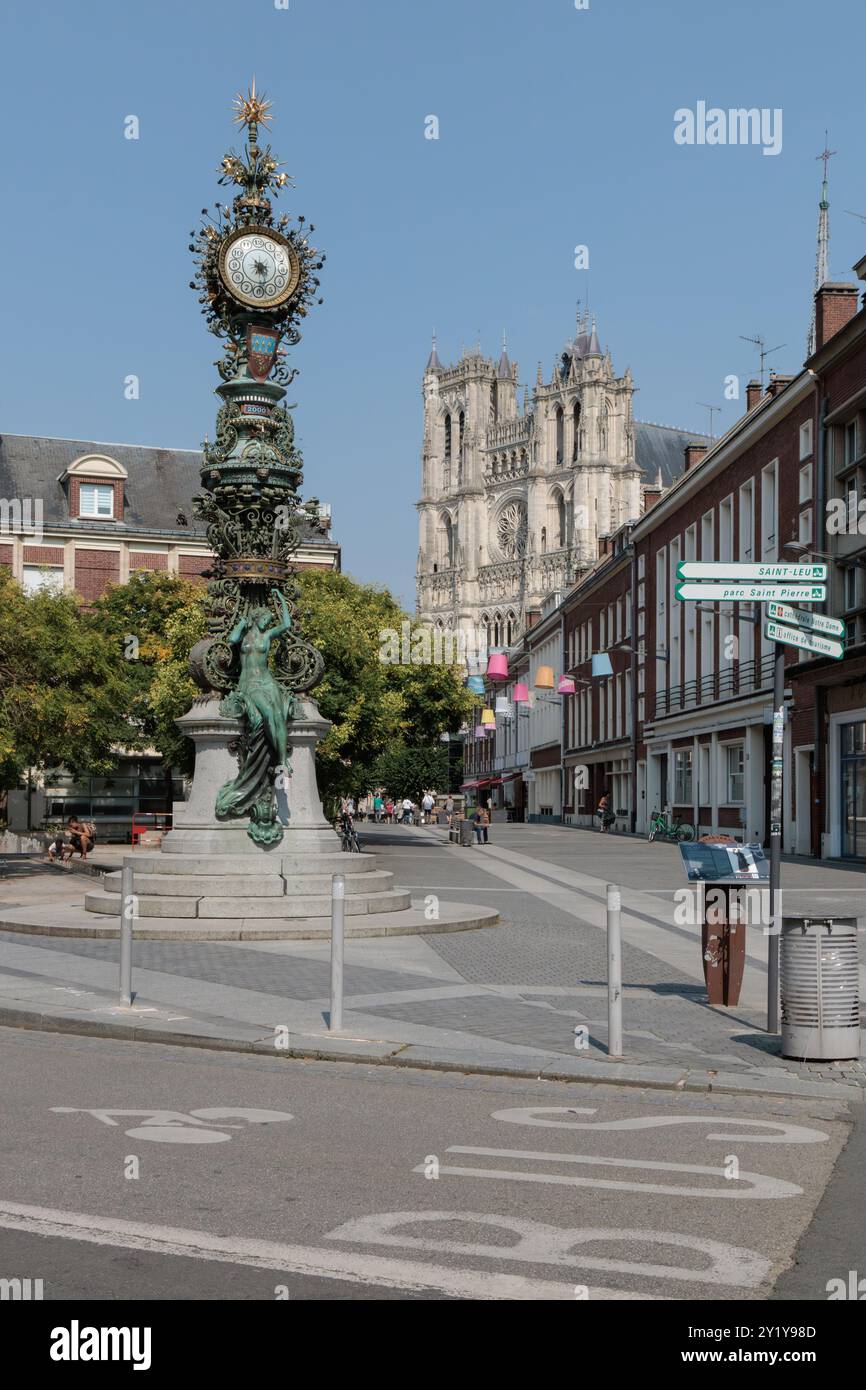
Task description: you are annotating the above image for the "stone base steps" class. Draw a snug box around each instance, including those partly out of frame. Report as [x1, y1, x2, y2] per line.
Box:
[0, 901, 500, 940]
[101, 868, 397, 898]
[125, 852, 379, 876]
[85, 885, 412, 919]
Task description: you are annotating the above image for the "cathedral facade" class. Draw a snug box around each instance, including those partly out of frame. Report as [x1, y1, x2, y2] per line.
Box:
[416, 315, 703, 652]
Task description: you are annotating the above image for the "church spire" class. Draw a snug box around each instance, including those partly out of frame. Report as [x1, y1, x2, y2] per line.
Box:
[808, 132, 836, 356]
[497, 330, 512, 379]
[426, 330, 442, 372]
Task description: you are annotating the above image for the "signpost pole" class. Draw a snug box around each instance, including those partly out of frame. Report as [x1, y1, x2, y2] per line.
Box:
[767, 644, 784, 1034]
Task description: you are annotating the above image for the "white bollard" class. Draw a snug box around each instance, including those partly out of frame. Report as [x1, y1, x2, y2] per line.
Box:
[119, 863, 134, 1005]
[606, 883, 623, 1058]
[329, 873, 345, 1031]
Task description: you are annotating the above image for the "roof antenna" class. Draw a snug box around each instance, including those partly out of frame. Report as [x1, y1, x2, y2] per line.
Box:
[697, 402, 720, 440]
[739, 333, 785, 388]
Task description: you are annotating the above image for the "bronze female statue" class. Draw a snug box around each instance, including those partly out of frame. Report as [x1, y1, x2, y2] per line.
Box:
[215, 593, 295, 844]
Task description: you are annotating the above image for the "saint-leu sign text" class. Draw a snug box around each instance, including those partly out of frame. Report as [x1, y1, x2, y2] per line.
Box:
[677, 562, 828, 582]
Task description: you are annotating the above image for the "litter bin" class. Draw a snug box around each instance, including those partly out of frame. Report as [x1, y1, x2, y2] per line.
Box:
[459, 818, 475, 847]
[781, 916, 860, 1061]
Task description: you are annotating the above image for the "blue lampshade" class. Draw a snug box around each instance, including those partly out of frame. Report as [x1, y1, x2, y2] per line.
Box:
[591, 652, 614, 677]
[466, 675, 485, 695]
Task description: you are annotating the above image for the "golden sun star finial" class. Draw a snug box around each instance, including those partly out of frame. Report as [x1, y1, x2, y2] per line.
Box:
[232, 76, 273, 130]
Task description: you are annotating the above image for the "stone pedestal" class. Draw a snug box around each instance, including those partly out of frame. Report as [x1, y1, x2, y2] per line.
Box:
[162, 693, 335, 856]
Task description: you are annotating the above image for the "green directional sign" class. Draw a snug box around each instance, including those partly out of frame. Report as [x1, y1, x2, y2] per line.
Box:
[676, 583, 826, 602]
[764, 620, 844, 660]
[677, 561, 828, 582]
[766, 601, 844, 637]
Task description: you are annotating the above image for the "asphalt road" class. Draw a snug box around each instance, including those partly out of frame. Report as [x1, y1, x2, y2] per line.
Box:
[0, 1027, 857, 1302]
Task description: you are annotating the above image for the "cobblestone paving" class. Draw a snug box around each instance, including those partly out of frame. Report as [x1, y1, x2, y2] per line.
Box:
[0, 933, 449, 1001]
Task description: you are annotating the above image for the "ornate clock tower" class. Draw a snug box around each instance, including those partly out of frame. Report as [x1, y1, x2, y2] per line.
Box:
[82, 82, 499, 935]
[180, 81, 331, 851]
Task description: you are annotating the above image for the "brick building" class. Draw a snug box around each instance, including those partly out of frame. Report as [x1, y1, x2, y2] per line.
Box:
[462, 270, 866, 860]
[0, 433, 339, 836]
[0, 433, 338, 598]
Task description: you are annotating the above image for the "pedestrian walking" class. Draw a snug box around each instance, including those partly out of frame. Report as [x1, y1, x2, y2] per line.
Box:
[473, 805, 490, 844]
[444, 795, 455, 828]
[401, 797, 413, 825]
[373, 793, 384, 823]
[421, 790, 435, 824]
[596, 791, 615, 833]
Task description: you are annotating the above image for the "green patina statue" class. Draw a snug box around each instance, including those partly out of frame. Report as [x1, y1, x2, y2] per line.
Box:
[215, 595, 295, 845]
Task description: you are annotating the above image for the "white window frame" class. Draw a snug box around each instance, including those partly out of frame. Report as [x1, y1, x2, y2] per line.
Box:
[724, 742, 745, 804]
[799, 462, 813, 504]
[22, 565, 64, 595]
[760, 460, 779, 560]
[79, 483, 115, 519]
[674, 748, 693, 804]
[799, 419, 813, 461]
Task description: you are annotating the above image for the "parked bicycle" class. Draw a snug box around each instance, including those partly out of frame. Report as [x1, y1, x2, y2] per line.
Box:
[336, 813, 361, 853]
[647, 809, 695, 843]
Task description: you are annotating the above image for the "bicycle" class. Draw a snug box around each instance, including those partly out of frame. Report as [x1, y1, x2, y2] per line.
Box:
[647, 809, 695, 843]
[337, 818, 361, 853]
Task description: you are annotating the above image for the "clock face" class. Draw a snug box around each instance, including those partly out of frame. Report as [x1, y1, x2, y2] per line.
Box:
[218, 227, 300, 309]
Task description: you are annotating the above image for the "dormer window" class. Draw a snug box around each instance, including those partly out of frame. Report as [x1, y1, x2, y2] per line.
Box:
[60, 453, 127, 522]
[79, 483, 115, 519]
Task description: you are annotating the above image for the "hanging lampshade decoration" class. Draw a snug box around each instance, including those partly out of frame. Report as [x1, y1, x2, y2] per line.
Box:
[466, 675, 485, 695]
[486, 651, 509, 681]
[481, 707, 496, 725]
[494, 695, 512, 716]
[557, 676, 577, 694]
[512, 682, 529, 703]
[535, 665, 555, 689]
[474, 724, 487, 738]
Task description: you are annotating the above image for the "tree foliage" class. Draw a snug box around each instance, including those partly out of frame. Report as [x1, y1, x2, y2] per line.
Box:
[370, 745, 450, 802]
[0, 571, 136, 787]
[0, 567, 471, 800]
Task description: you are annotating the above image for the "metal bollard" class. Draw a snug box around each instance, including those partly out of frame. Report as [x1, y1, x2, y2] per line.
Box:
[329, 873, 345, 1031]
[606, 883, 623, 1058]
[119, 862, 134, 1005]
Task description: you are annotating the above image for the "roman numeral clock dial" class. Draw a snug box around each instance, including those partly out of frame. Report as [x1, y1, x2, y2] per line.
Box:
[218, 226, 300, 310]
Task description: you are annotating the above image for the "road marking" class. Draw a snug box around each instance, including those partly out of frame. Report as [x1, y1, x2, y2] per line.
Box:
[327, 1210, 770, 1288]
[50, 1107, 294, 1144]
[427, 1148, 802, 1199]
[490, 1107, 830, 1145]
[0, 1200, 646, 1300]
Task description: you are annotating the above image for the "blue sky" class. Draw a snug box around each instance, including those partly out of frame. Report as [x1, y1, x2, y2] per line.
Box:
[2, 0, 863, 607]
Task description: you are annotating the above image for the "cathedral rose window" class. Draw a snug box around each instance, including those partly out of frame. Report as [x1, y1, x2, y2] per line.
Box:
[497, 500, 528, 558]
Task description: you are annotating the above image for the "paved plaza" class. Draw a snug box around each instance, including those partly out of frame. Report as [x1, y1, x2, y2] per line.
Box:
[1, 823, 864, 1095]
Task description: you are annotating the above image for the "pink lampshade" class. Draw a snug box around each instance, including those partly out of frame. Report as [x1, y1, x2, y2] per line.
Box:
[474, 724, 487, 737]
[486, 651, 510, 681]
[512, 683, 529, 703]
[557, 676, 577, 694]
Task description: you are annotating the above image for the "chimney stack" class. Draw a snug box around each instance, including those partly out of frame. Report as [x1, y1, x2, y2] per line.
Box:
[746, 380, 763, 411]
[814, 283, 859, 352]
[684, 443, 708, 471]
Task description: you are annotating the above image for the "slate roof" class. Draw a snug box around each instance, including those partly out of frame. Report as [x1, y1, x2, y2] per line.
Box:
[0, 433, 332, 547]
[634, 421, 709, 490]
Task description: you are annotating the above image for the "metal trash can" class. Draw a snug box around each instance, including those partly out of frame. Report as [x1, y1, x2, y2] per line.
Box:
[459, 818, 475, 847]
[781, 916, 860, 1060]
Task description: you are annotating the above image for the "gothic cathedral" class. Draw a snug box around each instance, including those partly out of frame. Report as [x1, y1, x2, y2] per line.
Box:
[416, 314, 701, 650]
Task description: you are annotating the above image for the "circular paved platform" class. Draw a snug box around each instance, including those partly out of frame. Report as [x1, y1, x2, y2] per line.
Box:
[0, 894, 499, 942]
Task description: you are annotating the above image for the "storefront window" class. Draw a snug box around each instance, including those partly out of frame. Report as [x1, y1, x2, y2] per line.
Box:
[841, 721, 866, 857]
